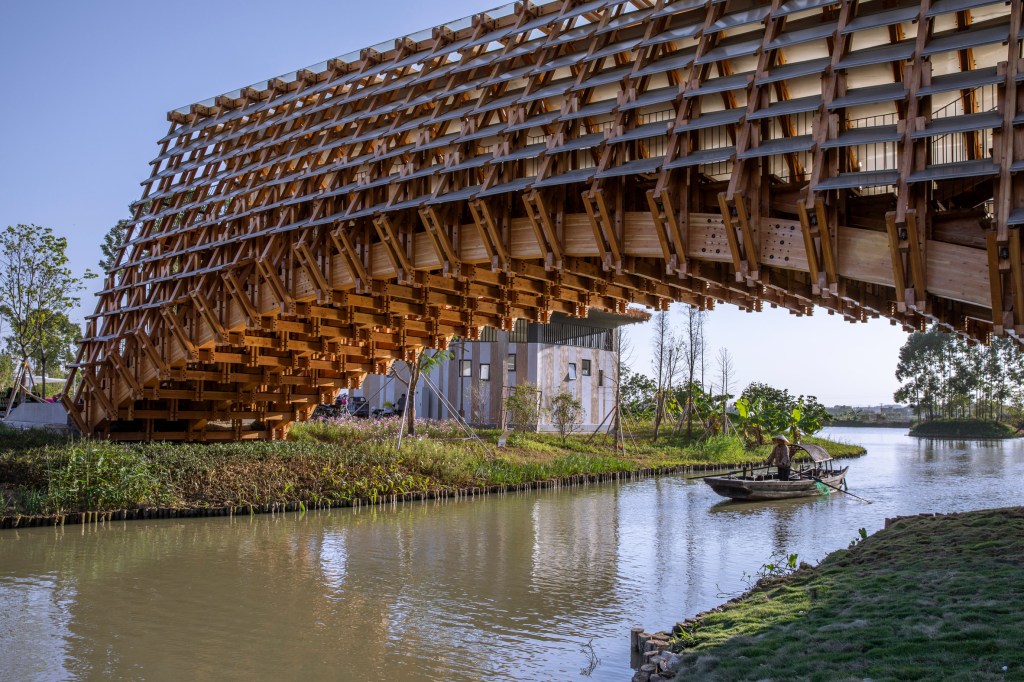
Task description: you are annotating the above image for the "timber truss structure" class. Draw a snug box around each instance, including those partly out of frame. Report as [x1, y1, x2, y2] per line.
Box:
[66, 0, 1024, 440]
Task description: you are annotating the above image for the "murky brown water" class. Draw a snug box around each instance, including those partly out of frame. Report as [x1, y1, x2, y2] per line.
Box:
[3, 427, 1024, 681]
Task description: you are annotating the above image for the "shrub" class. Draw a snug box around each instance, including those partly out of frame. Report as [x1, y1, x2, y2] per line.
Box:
[505, 382, 541, 432]
[549, 390, 583, 445]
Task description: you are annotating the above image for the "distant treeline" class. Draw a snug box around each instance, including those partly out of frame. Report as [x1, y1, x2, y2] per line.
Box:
[894, 327, 1024, 424]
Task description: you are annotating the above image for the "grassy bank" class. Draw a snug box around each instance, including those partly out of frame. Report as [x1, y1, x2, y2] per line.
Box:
[909, 418, 1019, 439]
[662, 507, 1024, 681]
[0, 419, 864, 519]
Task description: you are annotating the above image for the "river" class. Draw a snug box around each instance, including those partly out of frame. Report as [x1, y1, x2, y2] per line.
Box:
[3, 427, 1024, 681]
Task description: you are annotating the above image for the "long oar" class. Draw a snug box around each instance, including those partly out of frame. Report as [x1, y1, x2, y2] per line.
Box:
[814, 477, 872, 504]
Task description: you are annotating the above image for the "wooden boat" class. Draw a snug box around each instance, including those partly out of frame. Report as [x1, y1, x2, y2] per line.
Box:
[703, 443, 849, 501]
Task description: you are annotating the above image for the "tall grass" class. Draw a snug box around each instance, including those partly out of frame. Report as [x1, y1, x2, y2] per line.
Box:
[0, 419, 864, 516]
[45, 444, 171, 512]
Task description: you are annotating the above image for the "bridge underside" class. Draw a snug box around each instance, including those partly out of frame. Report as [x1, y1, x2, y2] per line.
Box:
[67, 0, 1024, 440]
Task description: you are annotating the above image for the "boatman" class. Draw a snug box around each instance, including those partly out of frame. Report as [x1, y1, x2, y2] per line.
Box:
[766, 434, 793, 481]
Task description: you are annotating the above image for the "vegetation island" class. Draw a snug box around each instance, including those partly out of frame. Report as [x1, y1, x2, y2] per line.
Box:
[894, 328, 1024, 439]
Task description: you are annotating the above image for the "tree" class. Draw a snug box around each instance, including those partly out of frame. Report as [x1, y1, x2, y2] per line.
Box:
[11, 312, 81, 397]
[0, 354, 13, 390]
[680, 306, 706, 436]
[620, 367, 656, 417]
[0, 225, 91, 396]
[716, 347, 734, 434]
[734, 382, 830, 445]
[651, 310, 683, 440]
[549, 390, 583, 445]
[391, 348, 454, 436]
[99, 218, 130, 273]
[505, 381, 542, 432]
[612, 326, 632, 449]
[893, 326, 1024, 423]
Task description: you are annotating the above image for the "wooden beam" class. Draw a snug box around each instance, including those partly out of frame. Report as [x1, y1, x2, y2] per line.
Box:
[223, 272, 260, 326]
[329, 227, 368, 292]
[734, 193, 758, 281]
[1010, 228, 1024, 332]
[373, 215, 414, 280]
[904, 210, 928, 310]
[885, 213, 909, 312]
[987, 231, 1005, 332]
[716, 193, 745, 281]
[797, 202, 822, 294]
[814, 198, 838, 294]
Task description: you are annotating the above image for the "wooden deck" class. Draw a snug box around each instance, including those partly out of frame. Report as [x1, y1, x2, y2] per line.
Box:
[65, 0, 1024, 440]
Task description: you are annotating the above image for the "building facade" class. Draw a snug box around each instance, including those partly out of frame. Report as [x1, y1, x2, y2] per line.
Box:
[358, 311, 645, 430]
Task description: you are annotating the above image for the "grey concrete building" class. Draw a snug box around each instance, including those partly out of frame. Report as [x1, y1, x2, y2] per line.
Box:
[357, 310, 646, 430]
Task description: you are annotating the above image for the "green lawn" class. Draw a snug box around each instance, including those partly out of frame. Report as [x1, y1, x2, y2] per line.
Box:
[668, 508, 1024, 681]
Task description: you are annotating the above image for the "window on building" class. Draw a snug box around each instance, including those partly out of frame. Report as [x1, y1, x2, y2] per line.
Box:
[566, 363, 577, 381]
[507, 353, 517, 372]
[598, 369, 604, 386]
[581, 359, 591, 376]
[480, 363, 490, 381]
[460, 360, 472, 377]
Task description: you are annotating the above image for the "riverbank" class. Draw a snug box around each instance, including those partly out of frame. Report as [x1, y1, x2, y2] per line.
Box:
[0, 420, 864, 527]
[909, 418, 1020, 439]
[635, 506, 1024, 681]
[826, 420, 911, 428]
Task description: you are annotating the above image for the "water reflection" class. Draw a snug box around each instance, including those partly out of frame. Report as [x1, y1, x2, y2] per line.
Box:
[2, 427, 1024, 681]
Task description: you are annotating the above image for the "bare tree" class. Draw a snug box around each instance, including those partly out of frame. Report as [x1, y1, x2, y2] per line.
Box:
[681, 306, 707, 436]
[391, 348, 453, 436]
[612, 326, 633, 449]
[651, 310, 683, 440]
[717, 347, 734, 434]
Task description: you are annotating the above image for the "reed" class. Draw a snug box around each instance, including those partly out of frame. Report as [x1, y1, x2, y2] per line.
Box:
[0, 421, 864, 517]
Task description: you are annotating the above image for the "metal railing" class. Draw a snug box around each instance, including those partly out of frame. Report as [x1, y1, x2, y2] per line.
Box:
[768, 152, 811, 183]
[767, 110, 814, 139]
[846, 112, 898, 129]
[698, 124, 734, 181]
[931, 84, 997, 120]
[639, 109, 674, 124]
[842, 112, 899, 196]
[930, 128, 993, 165]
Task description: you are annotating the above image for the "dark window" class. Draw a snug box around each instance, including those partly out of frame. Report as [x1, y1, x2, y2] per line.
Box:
[598, 369, 604, 387]
[480, 364, 490, 381]
[581, 359, 591, 376]
[507, 354, 517, 372]
[566, 363, 578, 381]
[460, 360, 472, 377]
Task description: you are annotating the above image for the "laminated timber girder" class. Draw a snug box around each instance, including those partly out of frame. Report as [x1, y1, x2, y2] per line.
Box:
[66, 0, 1024, 440]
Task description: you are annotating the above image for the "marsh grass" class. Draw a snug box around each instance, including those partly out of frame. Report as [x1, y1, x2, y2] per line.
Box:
[0, 420, 864, 516]
[669, 508, 1024, 681]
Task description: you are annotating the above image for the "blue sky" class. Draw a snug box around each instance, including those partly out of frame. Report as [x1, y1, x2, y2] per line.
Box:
[0, 0, 908, 405]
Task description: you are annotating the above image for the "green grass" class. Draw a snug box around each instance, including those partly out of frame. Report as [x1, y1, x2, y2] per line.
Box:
[909, 419, 1019, 439]
[0, 421, 864, 517]
[668, 507, 1024, 681]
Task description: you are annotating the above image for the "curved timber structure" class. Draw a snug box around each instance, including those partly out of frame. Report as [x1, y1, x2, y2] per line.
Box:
[67, 0, 1024, 439]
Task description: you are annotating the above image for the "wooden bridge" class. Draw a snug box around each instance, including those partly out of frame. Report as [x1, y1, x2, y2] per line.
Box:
[65, 0, 1024, 439]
